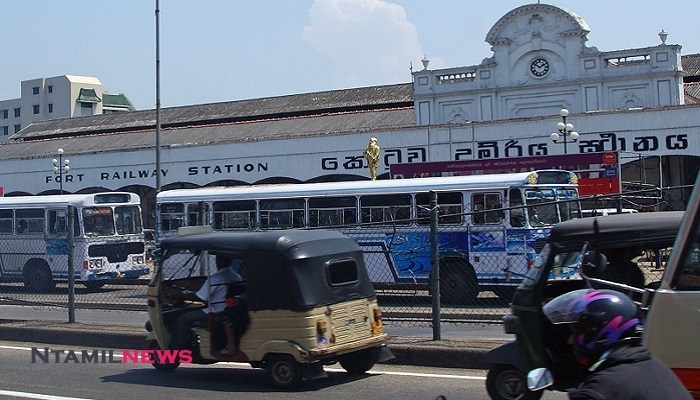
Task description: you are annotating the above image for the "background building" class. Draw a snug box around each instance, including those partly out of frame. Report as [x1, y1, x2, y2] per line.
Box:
[0, 75, 134, 139]
[0, 3, 698, 228]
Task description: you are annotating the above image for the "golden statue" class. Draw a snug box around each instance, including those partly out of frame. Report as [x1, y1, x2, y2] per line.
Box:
[363, 137, 380, 180]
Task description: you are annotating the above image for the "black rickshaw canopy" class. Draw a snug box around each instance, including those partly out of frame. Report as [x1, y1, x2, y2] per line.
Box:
[157, 229, 376, 312]
[547, 211, 683, 251]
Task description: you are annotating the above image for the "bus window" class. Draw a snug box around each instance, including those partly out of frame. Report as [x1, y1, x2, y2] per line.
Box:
[360, 194, 411, 224]
[0, 209, 12, 234]
[416, 192, 463, 225]
[160, 203, 184, 232]
[472, 193, 502, 225]
[187, 202, 210, 226]
[309, 196, 357, 227]
[260, 199, 305, 229]
[509, 188, 526, 227]
[115, 205, 143, 235]
[556, 188, 580, 221]
[213, 200, 256, 230]
[82, 207, 115, 236]
[16, 208, 44, 234]
[48, 209, 67, 234]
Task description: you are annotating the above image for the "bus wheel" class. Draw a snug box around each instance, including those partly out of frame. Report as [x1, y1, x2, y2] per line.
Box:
[439, 260, 479, 305]
[22, 261, 55, 292]
[339, 347, 380, 374]
[265, 354, 302, 389]
[148, 340, 180, 371]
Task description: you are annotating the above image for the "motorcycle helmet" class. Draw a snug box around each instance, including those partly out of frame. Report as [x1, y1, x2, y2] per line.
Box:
[543, 289, 640, 363]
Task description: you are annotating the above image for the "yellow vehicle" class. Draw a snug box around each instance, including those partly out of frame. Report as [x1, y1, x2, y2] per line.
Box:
[643, 178, 700, 398]
[145, 227, 392, 389]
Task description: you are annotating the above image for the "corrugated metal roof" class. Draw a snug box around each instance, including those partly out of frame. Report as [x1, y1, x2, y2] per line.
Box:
[0, 107, 416, 161]
[682, 53, 700, 77]
[685, 82, 700, 104]
[13, 83, 414, 141]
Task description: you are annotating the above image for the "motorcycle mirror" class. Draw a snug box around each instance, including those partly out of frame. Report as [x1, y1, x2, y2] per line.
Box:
[527, 367, 554, 391]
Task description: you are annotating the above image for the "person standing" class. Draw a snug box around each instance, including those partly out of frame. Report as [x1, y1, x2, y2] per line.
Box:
[363, 137, 380, 180]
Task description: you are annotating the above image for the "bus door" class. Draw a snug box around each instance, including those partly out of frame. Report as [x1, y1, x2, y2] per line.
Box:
[468, 192, 508, 282]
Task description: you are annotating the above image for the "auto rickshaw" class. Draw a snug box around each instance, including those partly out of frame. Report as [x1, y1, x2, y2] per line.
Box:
[484, 211, 683, 400]
[145, 227, 393, 389]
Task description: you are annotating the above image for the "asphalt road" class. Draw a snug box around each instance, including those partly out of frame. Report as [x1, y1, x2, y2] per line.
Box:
[0, 339, 568, 400]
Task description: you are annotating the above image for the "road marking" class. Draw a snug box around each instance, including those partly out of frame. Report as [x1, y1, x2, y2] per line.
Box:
[0, 390, 95, 400]
[0, 345, 485, 381]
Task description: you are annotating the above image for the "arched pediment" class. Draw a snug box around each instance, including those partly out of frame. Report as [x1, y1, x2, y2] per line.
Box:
[485, 4, 589, 46]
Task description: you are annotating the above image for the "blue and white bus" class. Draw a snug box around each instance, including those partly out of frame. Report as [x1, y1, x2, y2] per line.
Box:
[155, 170, 580, 304]
[0, 192, 150, 291]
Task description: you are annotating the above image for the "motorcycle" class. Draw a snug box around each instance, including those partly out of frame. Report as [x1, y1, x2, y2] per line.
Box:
[484, 211, 683, 400]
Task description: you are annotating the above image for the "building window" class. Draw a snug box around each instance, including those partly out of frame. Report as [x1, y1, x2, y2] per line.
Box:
[2, 126, 8, 135]
[48, 85, 53, 93]
[33, 105, 40, 114]
[2, 110, 7, 119]
[81, 102, 92, 109]
[48, 103, 53, 113]
[14, 125, 21, 133]
[14, 108, 20, 118]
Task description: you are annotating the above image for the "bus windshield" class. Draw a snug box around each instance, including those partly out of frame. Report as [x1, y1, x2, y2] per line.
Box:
[82, 207, 116, 236]
[116, 205, 143, 234]
[524, 188, 580, 226]
[525, 189, 558, 227]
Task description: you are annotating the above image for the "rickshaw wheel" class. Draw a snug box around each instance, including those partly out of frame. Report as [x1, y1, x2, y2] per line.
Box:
[265, 354, 302, 389]
[486, 364, 543, 400]
[148, 340, 180, 372]
[339, 347, 380, 374]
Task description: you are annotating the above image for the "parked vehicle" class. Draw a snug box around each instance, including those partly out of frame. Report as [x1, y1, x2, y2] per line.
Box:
[155, 170, 581, 304]
[484, 211, 683, 400]
[642, 182, 700, 398]
[145, 227, 392, 389]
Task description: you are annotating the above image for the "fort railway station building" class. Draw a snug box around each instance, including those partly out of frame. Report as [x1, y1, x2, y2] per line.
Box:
[0, 3, 699, 228]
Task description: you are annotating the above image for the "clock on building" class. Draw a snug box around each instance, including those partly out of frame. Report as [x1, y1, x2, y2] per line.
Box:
[530, 58, 549, 77]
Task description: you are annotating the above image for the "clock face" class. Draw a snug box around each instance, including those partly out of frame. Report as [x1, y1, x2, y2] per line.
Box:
[530, 58, 549, 77]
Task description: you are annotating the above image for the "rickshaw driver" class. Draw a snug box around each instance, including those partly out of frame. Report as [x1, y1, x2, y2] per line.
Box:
[170, 254, 244, 350]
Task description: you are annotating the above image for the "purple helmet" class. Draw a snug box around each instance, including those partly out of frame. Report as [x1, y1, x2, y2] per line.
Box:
[543, 289, 640, 360]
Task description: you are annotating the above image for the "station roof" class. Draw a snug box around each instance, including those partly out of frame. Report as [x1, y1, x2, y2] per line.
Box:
[13, 83, 414, 141]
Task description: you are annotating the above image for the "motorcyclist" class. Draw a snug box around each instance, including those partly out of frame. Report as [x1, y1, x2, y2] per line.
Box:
[542, 289, 692, 400]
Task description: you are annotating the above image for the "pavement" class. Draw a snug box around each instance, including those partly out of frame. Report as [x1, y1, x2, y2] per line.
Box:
[0, 306, 510, 370]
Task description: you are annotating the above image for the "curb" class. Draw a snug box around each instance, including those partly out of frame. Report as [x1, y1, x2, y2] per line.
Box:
[0, 320, 506, 370]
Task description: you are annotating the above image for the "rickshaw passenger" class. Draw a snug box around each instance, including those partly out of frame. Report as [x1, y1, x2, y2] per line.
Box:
[171, 254, 243, 350]
[220, 280, 249, 356]
[600, 247, 645, 289]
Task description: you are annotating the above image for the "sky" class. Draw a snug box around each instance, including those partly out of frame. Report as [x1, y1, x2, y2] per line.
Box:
[1, 1, 698, 111]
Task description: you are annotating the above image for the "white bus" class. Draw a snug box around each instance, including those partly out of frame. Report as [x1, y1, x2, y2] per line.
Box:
[0, 192, 149, 291]
[155, 170, 580, 304]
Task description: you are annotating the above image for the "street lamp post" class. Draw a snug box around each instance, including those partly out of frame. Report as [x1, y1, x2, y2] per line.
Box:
[52, 148, 70, 195]
[549, 108, 579, 154]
